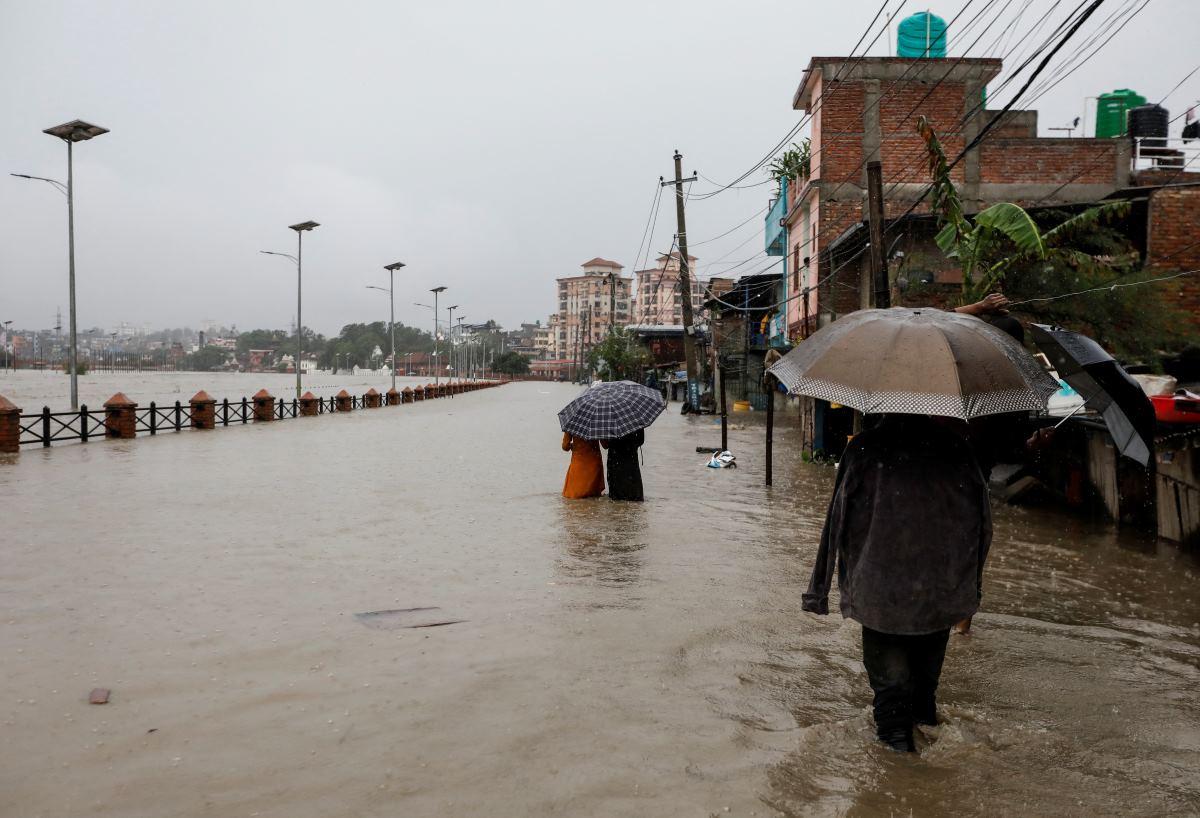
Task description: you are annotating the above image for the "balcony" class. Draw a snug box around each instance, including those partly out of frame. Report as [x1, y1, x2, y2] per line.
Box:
[765, 179, 787, 256]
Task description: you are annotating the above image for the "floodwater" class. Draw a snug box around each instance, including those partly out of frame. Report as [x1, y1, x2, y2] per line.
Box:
[0, 369, 437, 412]
[2, 381, 1199, 817]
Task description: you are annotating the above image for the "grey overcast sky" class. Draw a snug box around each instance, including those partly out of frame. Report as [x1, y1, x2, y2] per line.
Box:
[2, 0, 1197, 336]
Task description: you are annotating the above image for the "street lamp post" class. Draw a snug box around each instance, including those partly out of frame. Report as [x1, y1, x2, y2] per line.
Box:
[430, 287, 446, 386]
[455, 317, 466, 381]
[368, 260, 404, 394]
[261, 220, 318, 399]
[12, 120, 109, 408]
[2, 320, 11, 373]
[445, 305, 458, 383]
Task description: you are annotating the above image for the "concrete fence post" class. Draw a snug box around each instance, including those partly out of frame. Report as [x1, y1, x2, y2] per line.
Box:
[0, 394, 21, 453]
[190, 391, 216, 430]
[299, 391, 319, 416]
[404, 386, 416, 403]
[386, 388, 400, 406]
[365, 388, 381, 408]
[103, 393, 137, 439]
[335, 389, 353, 412]
[252, 389, 275, 422]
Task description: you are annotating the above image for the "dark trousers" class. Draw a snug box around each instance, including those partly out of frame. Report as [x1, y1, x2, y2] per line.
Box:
[861, 626, 950, 744]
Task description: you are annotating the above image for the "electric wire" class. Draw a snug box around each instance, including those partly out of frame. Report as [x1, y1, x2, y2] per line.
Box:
[689, 0, 901, 198]
[1006, 268, 1200, 306]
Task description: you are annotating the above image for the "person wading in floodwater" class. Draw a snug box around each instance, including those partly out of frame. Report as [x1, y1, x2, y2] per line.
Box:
[557, 380, 664, 503]
[561, 432, 605, 499]
[768, 306, 1055, 754]
[803, 414, 991, 752]
[601, 429, 644, 501]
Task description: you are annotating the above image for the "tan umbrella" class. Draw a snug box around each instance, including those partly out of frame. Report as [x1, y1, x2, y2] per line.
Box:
[768, 308, 1058, 419]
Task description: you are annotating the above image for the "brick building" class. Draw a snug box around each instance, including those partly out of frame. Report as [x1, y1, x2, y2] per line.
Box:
[1142, 183, 1200, 325]
[772, 56, 1134, 337]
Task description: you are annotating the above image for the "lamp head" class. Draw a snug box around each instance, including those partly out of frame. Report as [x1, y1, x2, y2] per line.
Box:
[384, 261, 406, 271]
[43, 120, 109, 142]
[288, 221, 320, 232]
[430, 286, 446, 294]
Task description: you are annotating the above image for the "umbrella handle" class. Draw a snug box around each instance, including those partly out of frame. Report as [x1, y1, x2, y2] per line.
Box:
[1053, 401, 1087, 429]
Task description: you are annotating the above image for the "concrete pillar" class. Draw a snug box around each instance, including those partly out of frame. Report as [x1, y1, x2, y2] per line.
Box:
[335, 389, 353, 412]
[299, 391, 319, 416]
[364, 388, 381, 408]
[190, 390, 216, 430]
[103, 393, 137, 439]
[0, 394, 21, 453]
[403, 386, 415, 403]
[252, 388, 275, 421]
[423, 384, 434, 400]
[386, 388, 401, 406]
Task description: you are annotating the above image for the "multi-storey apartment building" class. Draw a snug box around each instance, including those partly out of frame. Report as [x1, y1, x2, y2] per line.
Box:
[633, 251, 714, 326]
[552, 258, 632, 360]
[533, 322, 555, 360]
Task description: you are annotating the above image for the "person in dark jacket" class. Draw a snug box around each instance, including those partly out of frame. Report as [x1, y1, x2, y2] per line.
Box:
[803, 414, 991, 752]
[601, 428, 645, 501]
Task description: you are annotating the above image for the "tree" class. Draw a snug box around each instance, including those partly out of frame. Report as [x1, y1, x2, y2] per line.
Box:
[493, 351, 530, 376]
[235, 328, 289, 354]
[917, 115, 1196, 361]
[767, 139, 811, 184]
[182, 345, 230, 372]
[587, 327, 651, 382]
[320, 321, 434, 370]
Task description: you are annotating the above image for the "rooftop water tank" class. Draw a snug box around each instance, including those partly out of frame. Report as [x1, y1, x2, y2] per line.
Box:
[1095, 89, 1146, 138]
[897, 12, 948, 58]
[1129, 103, 1170, 152]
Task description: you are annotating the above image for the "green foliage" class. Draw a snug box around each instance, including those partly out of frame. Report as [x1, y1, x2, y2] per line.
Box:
[235, 328, 290, 354]
[316, 321, 434, 369]
[768, 139, 811, 184]
[917, 115, 1196, 361]
[184, 345, 230, 372]
[586, 327, 651, 381]
[493, 351, 530, 376]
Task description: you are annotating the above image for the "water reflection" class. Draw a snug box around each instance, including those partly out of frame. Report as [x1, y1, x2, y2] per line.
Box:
[554, 498, 647, 592]
[2, 383, 1199, 818]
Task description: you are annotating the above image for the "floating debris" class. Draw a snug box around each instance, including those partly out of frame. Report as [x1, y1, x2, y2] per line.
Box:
[353, 608, 466, 630]
[88, 688, 110, 705]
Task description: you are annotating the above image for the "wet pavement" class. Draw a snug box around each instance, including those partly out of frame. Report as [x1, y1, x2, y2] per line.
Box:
[2, 380, 1199, 817]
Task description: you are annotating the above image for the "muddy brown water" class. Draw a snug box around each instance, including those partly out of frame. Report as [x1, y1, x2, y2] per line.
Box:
[2, 381, 1198, 817]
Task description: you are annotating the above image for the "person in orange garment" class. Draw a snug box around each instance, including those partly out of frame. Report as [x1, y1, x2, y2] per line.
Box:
[561, 433, 605, 498]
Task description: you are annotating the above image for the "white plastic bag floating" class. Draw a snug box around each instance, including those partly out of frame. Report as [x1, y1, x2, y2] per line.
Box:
[707, 450, 737, 469]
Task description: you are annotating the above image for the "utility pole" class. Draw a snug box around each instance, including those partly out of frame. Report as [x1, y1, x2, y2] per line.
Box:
[572, 325, 580, 384]
[867, 161, 890, 309]
[581, 306, 591, 381]
[608, 272, 617, 334]
[662, 152, 700, 411]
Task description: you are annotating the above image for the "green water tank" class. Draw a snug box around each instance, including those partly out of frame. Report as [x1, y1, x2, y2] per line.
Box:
[1095, 89, 1146, 138]
[897, 12, 948, 58]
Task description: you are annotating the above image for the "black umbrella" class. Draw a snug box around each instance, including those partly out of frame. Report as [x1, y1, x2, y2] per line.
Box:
[558, 380, 666, 440]
[1030, 324, 1156, 466]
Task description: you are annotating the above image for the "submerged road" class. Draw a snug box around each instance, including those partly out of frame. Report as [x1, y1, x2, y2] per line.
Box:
[3, 381, 1199, 817]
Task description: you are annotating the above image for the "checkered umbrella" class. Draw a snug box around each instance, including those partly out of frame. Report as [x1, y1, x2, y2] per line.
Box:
[767, 307, 1058, 420]
[558, 381, 666, 440]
